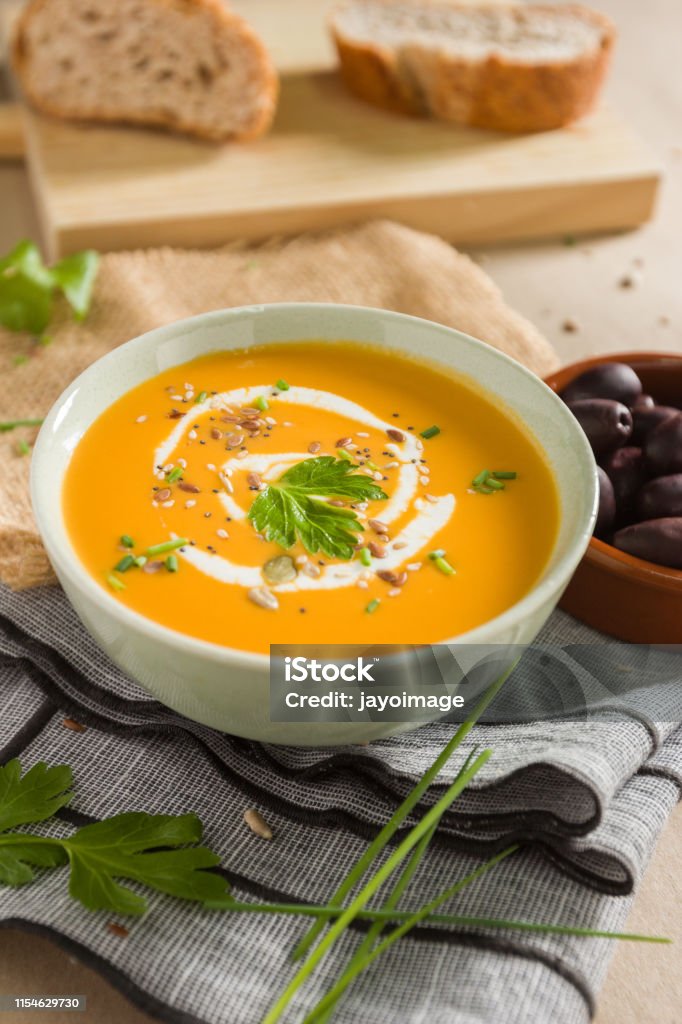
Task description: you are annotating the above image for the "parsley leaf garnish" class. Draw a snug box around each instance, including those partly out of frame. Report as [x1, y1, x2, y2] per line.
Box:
[0, 759, 228, 914]
[248, 456, 387, 559]
[0, 241, 99, 336]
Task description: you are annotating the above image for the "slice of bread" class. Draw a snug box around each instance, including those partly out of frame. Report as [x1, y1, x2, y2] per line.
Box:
[12, 0, 278, 142]
[330, 2, 615, 132]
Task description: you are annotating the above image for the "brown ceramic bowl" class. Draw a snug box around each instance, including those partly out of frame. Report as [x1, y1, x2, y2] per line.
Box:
[545, 351, 682, 643]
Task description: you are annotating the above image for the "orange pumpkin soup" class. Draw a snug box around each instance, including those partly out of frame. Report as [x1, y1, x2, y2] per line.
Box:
[62, 342, 559, 653]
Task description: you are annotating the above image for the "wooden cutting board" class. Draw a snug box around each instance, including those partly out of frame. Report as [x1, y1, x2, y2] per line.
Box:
[3, 0, 663, 258]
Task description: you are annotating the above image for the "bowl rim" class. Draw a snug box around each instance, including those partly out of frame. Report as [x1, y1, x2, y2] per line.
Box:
[544, 349, 682, 585]
[31, 301, 598, 669]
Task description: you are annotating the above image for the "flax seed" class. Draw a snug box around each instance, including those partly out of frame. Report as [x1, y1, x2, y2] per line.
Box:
[62, 717, 85, 732]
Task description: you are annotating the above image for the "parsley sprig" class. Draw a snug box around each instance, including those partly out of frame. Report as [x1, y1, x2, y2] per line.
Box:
[0, 760, 228, 914]
[248, 456, 387, 559]
[0, 240, 99, 337]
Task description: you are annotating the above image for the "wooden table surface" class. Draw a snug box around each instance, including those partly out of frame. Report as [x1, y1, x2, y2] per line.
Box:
[0, 0, 680, 1020]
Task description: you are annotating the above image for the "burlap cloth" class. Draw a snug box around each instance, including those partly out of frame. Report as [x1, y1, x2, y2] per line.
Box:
[0, 219, 557, 590]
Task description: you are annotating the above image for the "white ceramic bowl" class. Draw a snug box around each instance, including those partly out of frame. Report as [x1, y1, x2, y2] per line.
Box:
[31, 303, 597, 745]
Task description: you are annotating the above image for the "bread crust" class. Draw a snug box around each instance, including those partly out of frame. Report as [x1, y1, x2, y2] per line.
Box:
[331, 2, 615, 133]
[12, 0, 279, 142]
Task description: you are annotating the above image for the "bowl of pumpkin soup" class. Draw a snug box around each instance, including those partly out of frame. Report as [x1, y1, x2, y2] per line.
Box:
[31, 303, 597, 744]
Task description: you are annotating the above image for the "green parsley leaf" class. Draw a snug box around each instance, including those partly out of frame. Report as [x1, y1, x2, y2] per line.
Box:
[0, 760, 229, 915]
[0, 240, 99, 337]
[51, 250, 100, 321]
[64, 812, 228, 915]
[0, 840, 68, 887]
[0, 759, 73, 832]
[0, 241, 56, 335]
[248, 456, 387, 560]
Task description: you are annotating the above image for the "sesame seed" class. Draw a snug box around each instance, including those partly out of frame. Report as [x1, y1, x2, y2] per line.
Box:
[407, 562, 422, 571]
[135, 414, 147, 423]
[216, 528, 229, 539]
[356, 431, 370, 438]
[425, 494, 438, 504]
[161, 500, 174, 508]
[237, 450, 249, 459]
[420, 475, 430, 486]
[384, 461, 399, 469]
[185, 500, 196, 509]
[171, 394, 183, 401]
[388, 588, 401, 597]
[207, 463, 216, 471]
[357, 579, 369, 589]
[282, 421, 293, 428]
[188, 430, 197, 440]
[177, 458, 187, 468]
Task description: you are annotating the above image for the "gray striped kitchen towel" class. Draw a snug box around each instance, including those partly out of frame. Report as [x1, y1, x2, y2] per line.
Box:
[1, 581, 680, 1024]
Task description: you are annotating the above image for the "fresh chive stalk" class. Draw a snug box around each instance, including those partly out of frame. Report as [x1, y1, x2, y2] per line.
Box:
[485, 477, 505, 491]
[427, 549, 445, 560]
[195, 391, 208, 404]
[135, 556, 147, 568]
[420, 425, 441, 440]
[337, 448, 352, 462]
[0, 418, 44, 433]
[255, 395, 269, 412]
[106, 574, 125, 592]
[472, 469, 490, 488]
[301, 845, 518, 1024]
[114, 555, 136, 573]
[359, 547, 372, 567]
[146, 537, 188, 557]
[365, 598, 380, 614]
[264, 750, 493, 1024]
[165, 554, 179, 573]
[291, 664, 516, 961]
[205, 897, 666, 944]
[120, 535, 135, 548]
[275, 379, 290, 391]
[492, 471, 517, 480]
[166, 466, 183, 484]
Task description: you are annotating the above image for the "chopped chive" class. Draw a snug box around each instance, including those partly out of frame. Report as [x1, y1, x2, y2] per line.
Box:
[135, 555, 147, 568]
[366, 598, 381, 614]
[337, 448, 352, 462]
[275, 379, 290, 391]
[195, 390, 208, 404]
[0, 418, 44, 433]
[15, 439, 31, 456]
[472, 469, 490, 488]
[13, 355, 29, 367]
[485, 477, 505, 491]
[365, 460, 379, 471]
[114, 555, 136, 573]
[359, 547, 372, 567]
[166, 466, 183, 484]
[255, 395, 269, 412]
[475, 485, 494, 495]
[427, 550, 446, 560]
[146, 537, 188, 557]
[165, 554, 179, 573]
[433, 556, 455, 576]
[106, 574, 125, 592]
[420, 425, 441, 440]
[492, 471, 517, 480]
[120, 534, 135, 548]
